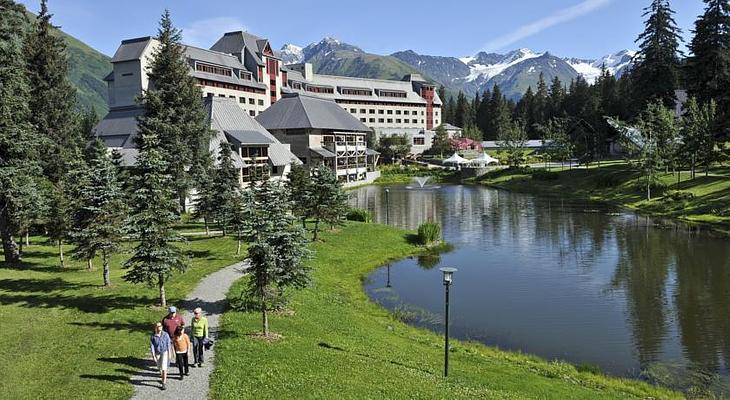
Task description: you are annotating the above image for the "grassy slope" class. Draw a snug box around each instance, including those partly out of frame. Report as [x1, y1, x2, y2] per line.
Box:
[211, 223, 679, 399]
[0, 235, 245, 400]
[475, 161, 730, 232]
[24, 9, 112, 116]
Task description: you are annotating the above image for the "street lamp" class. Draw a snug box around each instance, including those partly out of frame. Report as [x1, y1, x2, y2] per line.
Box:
[386, 263, 392, 288]
[439, 267, 457, 377]
[384, 188, 390, 225]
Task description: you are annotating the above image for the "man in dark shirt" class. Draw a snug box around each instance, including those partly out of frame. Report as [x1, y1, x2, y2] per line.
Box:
[161, 306, 184, 363]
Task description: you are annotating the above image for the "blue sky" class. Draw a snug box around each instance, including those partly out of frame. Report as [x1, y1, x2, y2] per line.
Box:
[19, 0, 705, 59]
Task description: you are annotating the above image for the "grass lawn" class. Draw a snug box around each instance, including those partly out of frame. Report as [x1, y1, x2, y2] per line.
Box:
[0, 234, 245, 400]
[211, 223, 679, 399]
[475, 162, 730, 233]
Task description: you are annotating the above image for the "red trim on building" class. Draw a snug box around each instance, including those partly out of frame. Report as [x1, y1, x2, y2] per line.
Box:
[266, 57, 279, 104]
[421, 86, 435, 129]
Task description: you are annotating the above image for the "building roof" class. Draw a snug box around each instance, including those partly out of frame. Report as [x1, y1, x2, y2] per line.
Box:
[183, 45, 245, 70]
[310, 146, 336, 158]
[256, 93, 371, 133]
[269, 143, 302, 166]
[224, 130, 275, 145]
[210, 31, 268, 66]
[93, 106, 144, 149]
[111, 37, 153, 63]
[481, 140, 551, 149]
[285, 71, 442, 105]
[439, 123, 462, 130]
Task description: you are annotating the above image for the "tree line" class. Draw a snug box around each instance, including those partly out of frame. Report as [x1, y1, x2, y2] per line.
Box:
[438, 0, 729, 170]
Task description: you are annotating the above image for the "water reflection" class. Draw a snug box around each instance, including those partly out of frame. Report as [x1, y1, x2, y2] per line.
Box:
[353, 184, 730, 394]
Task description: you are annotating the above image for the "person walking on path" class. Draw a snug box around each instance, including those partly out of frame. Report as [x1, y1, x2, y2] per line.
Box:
[150, 322, 172, 391]
[162, 306, 184, 363]
[191, 307, 209, 367]
[172, 325, 191, 380]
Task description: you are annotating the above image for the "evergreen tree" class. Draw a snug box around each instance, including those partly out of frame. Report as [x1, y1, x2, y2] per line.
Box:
[431, 124, 451, 157]
[533, 72, 549, 128]
[631, 0, 683, 110]
[308, 164, 348, 241]
[476, 87, 492, 133]
[454, 91, 469, 128]
[685, 0, 730, 136]
[497, 122, 528, 168]
[141, 10, 211, 212]
[123, 105, 188, 307]
[287, 164, 313, 228]
[486, 85, 513, 141]
[444, 96, 456, 125]
[461, 123, 483, 141]
[241, 179, 310, 337]
[548, 76, 565, 119]
[71, 140, 126, 286]
[680, 97, 717, 179]
[190, 150, 215, 235]
[0, 1, 44, 265]
[538, 118, 574, 169]
[210, 142, 240, 236]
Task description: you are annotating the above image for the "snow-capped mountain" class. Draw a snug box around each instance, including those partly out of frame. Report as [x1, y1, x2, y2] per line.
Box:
[565, 49, 636, 83]
[277, 44, 303, 64]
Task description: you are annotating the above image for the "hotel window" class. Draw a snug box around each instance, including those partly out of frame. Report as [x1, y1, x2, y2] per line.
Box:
[341, 88, 372, 96]
[378, 110, 384, 114]
[350, 108, 356, 113]
[378, 118, 384, 123]
[396, 110, 401, 115]
[239, 97, 246, 103]
[229, 95, 235, 99]
[413, 137, 425, 145]
[369, 109, 375, 114]
[369, 118, 375, 123]
[378, 90, 407, 98]
[249, 98, 255, 105]
[360, 109, 366, 113]
[404, 110, 410, 115]
[387, 110, 393, 115]
[195, 62, 233, 77]
[218, 94, 225, 97]
[387, 118, 393, 123]
[435, 112, 439, 116]
[249, 110, 256, 116]
[360, 118, 366, 122]
[396, 119, 401, 123]
[258, 99, 264, 106]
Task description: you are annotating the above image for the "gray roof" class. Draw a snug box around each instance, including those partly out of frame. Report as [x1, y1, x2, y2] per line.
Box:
[210, 31, 268, 66]
[93, 107, 144, 148]
[224, 130, 275, 145]
[111, 37, 153, 63]
[439, 123, 462, 130]
[310, 146, 336, 158]
[111, 148, 139, 167]
[365, 148, 381, 155]
[191, 70, 266, 90]
[481, 139, 551, 149]
[183, 45, 245, 70]
[256, 93, 371, 133]
[270, 143, 302, 166]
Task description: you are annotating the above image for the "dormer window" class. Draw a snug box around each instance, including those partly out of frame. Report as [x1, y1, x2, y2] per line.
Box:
[195, 62, 233, 77]
[339, 87, 372, 96]
[376, 89, 407, 98]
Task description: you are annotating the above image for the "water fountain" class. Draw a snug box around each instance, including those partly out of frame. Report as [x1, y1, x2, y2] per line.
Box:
[406, 176, 440, 190]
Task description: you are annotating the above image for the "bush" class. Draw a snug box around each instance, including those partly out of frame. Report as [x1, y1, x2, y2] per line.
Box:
[665, 190, 695, 202]
[417, 222, 441, 245]
[531, 169, 559, 181]
[346, 208, 372, 223]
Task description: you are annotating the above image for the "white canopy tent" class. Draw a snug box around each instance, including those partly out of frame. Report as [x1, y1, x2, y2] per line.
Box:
[470, 152, 499, 166]
[443, 152, 469, 165]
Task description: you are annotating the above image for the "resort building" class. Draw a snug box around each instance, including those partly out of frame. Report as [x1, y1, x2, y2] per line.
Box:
[256, 92, 380, 185]
[283, 64, 442, 132]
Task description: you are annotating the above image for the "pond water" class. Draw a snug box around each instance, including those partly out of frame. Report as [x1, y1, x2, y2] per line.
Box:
[350, 184, 730, 394]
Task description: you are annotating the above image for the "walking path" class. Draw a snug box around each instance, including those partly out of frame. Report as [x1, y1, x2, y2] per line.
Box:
[130, 261, 248, 399]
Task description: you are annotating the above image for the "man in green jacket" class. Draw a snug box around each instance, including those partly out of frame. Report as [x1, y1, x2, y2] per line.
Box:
[191, 307, 209, 367]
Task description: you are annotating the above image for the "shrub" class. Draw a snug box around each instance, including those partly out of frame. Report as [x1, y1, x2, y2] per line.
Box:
[665, 190, 695, 202]
[346, 208, 372, 223]
[531, 169, 559, 181]
[417, 222, 441, 245]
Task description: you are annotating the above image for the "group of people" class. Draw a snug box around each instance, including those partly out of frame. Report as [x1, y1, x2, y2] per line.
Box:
[149, 306, 210, 390]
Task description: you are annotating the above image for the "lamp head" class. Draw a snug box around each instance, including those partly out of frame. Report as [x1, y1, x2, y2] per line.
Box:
[439, 267, 457, 285]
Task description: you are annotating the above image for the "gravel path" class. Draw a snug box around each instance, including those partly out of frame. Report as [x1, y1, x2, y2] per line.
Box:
[131, 261, 248, 399]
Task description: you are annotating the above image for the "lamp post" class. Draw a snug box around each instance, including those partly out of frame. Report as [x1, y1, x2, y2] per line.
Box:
[386, 264, 392, 288]
[384, 188, 390, 225]
[439, 267, 457, 377]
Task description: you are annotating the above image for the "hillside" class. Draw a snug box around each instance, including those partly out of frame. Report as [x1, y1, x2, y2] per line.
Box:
[24, 8, 111, 116]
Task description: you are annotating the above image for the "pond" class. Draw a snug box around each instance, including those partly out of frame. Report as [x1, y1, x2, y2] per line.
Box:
[350, 183, 730, 394]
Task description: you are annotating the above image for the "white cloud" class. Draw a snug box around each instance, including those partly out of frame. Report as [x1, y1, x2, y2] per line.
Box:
[479, 0, 613, 52]
[182, 17, 246, 48]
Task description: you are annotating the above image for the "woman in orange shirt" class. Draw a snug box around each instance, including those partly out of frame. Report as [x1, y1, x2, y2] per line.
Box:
[172, 325, 192, 379]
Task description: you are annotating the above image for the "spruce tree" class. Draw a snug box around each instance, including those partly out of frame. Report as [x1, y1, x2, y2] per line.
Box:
[123, 105, 188, 307]
[191, 152, 216, 235]
[454, 91, 469, 128]
[685, 0, 730, 136]
[142, 10, 211, 212]
[71, 140, 126, 286]
[0, 1, 44, 265]
[548, 77, 565, 120]
[631, 0, 683, 110]
[287, 164, 313, 228]
[210, 142, 241, 236]
[308, 164, 348, 241]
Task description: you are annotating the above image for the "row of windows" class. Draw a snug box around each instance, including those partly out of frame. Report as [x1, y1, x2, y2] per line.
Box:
[209, 93, 264, 107]
[359, 117, 426, 124]
[340, 88, 372, 96]
[198, 79, 266, 94]
[377, 90, 407, 98]
[195, 62, 233, 77]
[348, 108, 426, 116]
[306, 85, 334, 94]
